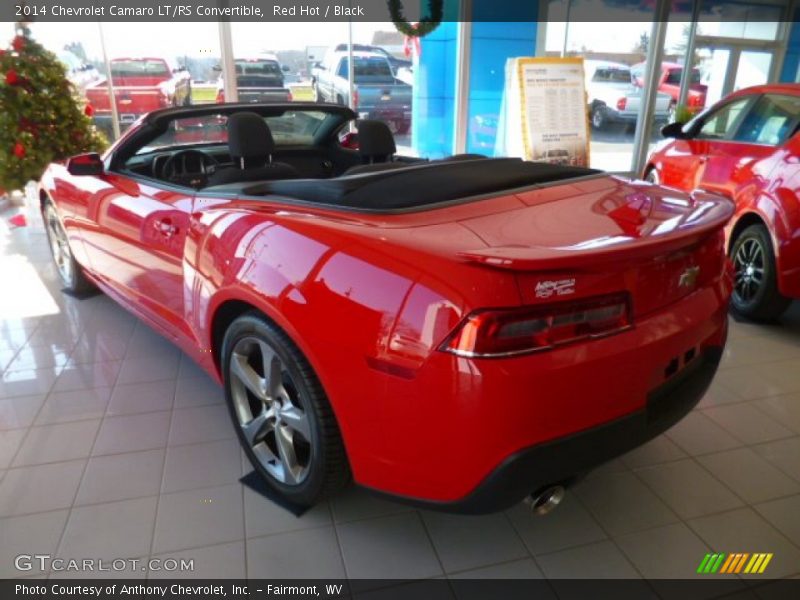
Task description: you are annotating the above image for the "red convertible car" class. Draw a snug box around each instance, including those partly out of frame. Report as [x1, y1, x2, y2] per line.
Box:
[644, 84, 800, 320]
[41, 103, 733, 513]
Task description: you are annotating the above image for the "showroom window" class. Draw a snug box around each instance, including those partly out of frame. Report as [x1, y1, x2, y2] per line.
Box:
[544, 18, 660, 173]
[230, 22, 413, 151]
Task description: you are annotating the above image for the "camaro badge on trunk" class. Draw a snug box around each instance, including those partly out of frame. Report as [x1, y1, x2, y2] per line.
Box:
[679, 266, 701, 288]
[535, 278, 576, 298]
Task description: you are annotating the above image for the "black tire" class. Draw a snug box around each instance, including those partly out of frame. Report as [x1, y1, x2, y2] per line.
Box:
[221, 312, 350, 506]
[336, 94, 345, 106]
[644, 167, 660, 184]
[43, 202, 95, 294]
[313, 84, 324, 103]
[730, 224, 791, 321]
[591, 105, 606, 129]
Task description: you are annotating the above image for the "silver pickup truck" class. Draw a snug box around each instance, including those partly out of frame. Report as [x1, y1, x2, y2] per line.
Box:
[584, 60, 671, 130]
[312, 51, 412, 134]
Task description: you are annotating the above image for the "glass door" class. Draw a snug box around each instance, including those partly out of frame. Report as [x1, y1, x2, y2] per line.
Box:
[734, 50, 773, 90]
[695, 43, 775, 107]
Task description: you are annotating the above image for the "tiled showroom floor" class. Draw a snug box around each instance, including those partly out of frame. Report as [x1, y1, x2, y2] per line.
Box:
[1, 209, 800, 586]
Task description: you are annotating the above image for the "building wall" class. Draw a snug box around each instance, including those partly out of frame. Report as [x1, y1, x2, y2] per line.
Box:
[413, 0, 539, 158]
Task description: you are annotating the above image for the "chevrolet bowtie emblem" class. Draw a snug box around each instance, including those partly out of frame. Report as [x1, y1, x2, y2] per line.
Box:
[679, 266, 700, 288]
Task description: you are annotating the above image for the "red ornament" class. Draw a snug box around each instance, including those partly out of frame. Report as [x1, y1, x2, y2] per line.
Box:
[13, 142, 25, 158]
[5, 69, 19, 85]
[84, 104, 94, 117]
[12, 36, 25, 52]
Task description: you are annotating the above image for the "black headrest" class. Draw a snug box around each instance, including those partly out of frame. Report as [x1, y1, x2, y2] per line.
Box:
[357, 120, 396, 157]
[228, 112, 275, 160]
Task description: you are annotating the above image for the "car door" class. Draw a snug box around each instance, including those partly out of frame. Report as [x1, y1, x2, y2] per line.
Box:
[660, 95, 755, 191]
[700, 93, 800, 198]
[81, 172, 193, 341]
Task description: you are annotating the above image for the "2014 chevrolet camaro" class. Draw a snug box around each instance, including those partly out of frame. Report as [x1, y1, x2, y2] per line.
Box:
[40, 103, 733, 513]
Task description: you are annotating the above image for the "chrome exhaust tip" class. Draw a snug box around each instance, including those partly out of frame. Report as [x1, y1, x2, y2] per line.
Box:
[524, 485, 565, 516]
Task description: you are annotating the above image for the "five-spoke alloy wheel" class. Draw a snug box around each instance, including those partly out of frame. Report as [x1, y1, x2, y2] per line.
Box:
[44, 202, 94, 294]
[222, 312, 350, 505]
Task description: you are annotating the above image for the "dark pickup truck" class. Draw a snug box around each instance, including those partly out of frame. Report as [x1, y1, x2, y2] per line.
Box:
[216, 55, 293, 104]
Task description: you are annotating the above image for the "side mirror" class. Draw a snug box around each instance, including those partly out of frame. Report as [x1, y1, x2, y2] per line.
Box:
[212, 64, 222, 72]
[67, 153, 104, 176]
[661, 122, 687, 139]
[282, 65, 291, 72]
[313, 62, 324, 70]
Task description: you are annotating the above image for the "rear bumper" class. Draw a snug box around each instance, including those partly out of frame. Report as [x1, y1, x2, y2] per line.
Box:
[605, 107, 669, 123]
[358, 107, 412, 123]
[367, 343, 724, 514]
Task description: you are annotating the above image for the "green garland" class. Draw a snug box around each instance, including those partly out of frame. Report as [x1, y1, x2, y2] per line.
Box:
[388, 0, 443, 37]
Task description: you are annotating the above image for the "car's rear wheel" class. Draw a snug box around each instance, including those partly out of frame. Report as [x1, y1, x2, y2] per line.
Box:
[222, 312, 350, 505]
[730, 224, 791, 321]
[591, 105, 606, 129]
[43, 202, 94, 294]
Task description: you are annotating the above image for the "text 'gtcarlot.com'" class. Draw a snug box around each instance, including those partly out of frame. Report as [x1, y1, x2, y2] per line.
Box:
[14, 555, 194, 573]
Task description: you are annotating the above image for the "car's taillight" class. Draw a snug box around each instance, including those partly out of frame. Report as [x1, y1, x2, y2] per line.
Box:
[616, 97, 627, 111]
[440, 293, 632, 358]
[689, 94, 703, 107]
[158, 91, 171, 108]
[352, 87, 359, 109]
[216, 89, 225, 103]
[287, 89, 293, 102]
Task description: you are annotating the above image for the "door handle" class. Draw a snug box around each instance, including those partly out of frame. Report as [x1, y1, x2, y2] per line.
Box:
[154, 218, 178, 237]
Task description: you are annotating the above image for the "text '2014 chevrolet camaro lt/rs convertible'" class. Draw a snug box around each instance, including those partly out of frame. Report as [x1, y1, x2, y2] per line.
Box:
[40, 103, 734, 513]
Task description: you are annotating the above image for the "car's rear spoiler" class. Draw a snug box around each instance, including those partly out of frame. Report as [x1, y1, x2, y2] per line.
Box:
[458, 194, 734, 271]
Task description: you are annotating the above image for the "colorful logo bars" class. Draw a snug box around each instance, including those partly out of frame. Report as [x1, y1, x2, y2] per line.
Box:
[697, 553, 773, 574]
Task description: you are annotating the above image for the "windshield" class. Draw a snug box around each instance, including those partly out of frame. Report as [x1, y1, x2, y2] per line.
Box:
[111, 60, 170, 78]
[591, 67, 632, 83]
[235, 60, 281, 76]
[665, 68, 702, 85]
[135, 110, 331, 154]
[337, 57, 394, 81]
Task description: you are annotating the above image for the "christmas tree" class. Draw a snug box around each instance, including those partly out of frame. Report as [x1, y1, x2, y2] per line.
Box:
[0, 22, 106, 191]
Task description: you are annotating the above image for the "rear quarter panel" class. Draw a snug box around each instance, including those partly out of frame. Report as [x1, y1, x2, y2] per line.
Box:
[187, 198, 524, 482]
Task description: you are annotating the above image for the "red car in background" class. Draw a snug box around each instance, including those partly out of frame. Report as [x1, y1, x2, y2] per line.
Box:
[632, 61, 708, 118]
[645, 84, 800, 320]
[85, 57, 191, 137]
[40, 103, 732, 513]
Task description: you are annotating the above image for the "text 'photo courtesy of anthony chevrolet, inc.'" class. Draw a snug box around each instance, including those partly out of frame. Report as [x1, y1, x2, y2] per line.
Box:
[11, 583, 348, 598]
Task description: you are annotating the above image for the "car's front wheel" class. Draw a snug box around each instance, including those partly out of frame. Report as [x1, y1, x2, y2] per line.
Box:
[43, 202, 94, 294]
[222, 312, 350, 506]
[730, 224, 791, 321]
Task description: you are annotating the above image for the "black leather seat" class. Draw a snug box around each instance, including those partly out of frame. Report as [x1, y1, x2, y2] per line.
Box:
[206, 112, 299, 186]
[344, 120, 408, 176]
